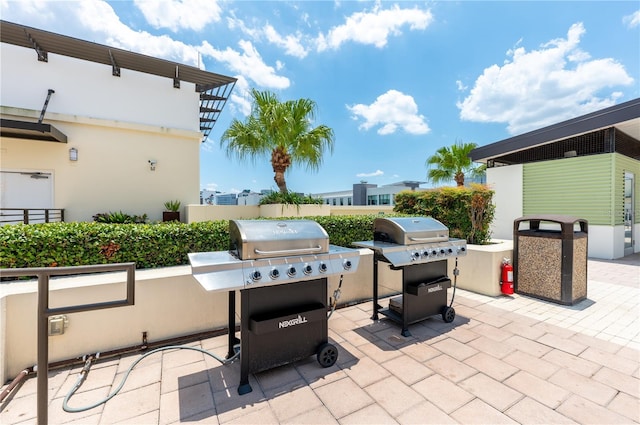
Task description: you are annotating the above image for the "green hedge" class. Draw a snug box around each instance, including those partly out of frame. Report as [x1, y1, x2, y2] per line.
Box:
[0, 196, 493, 271]
[0, 221, 228, 269]
[0, 217, 378, 270]
[393, 185, 495, 245]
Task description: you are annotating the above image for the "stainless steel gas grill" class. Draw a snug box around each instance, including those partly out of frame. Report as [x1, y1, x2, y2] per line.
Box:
[189, 219, 360, 395]
[354, 217, 466, 336]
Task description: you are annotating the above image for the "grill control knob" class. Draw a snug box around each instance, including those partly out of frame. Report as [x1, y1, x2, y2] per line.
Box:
[319, 262, 328, 273]
[431, 250, 437, 256]
[269, 268, 280, 279]
[250, 270, 262, 281]
[439, 249, 446, 256]
[287, 266, 297, 277]
[447, 248, 453, 254]
[422, 250, 429, 257]
[343, 259, 352, 270]
[412, 252, 420, 260]
[459, 247, 466, 252]
[303, 264, 313, 275]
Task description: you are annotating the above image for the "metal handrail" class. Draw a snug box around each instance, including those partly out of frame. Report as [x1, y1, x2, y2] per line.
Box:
[0, 263, 135, 425]
[0, 208, 65, 224]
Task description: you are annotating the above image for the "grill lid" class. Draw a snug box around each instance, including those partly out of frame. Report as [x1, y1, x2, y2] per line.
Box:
[230, 219, 329, 260]
[374, 217, 448, 245]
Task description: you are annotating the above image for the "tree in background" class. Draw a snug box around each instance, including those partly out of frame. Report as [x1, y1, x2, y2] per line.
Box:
[426, 141, 484, 187]
[220, 89, 334, 193]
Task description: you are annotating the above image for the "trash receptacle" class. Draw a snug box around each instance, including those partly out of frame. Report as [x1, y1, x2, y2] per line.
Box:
[513, 215, 588, 305]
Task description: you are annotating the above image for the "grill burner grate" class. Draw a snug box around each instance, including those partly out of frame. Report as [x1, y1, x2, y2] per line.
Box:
[354, 217, 466, 267]
[189, 219, 359, 292]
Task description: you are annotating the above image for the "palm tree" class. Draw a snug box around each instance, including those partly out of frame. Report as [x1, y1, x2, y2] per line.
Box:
[220, 89, 335, 193]
[426, 141, 481, 187]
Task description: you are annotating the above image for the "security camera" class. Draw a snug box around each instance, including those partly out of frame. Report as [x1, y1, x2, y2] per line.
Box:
[148, 160, 157, 166]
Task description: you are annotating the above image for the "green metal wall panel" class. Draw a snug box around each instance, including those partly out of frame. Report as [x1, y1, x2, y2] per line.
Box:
[523, 155, 614, 225]
[614, 153, 640, 225]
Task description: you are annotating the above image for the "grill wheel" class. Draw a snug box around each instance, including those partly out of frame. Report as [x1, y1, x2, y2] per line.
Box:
[317, 343, 338, 367]
[441, 306, 456, 323]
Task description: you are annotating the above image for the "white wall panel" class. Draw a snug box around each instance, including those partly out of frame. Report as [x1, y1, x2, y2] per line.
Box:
[486, 164, 523, 240]
[1, 43, 198, 130]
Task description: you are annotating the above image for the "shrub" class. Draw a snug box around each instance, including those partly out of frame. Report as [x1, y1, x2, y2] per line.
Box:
[0, 199, 491, 273]
[259, 191, 324, 205]
[0, 221, 229, 270]
[163, 200, 181, 212]
[393, 184, 495, 245]
[93, 211, 148, 224]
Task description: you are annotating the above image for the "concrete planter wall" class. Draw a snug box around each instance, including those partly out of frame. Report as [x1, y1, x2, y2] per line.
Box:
[0, 249, 372, 383]
[447, 239, 514, 297]
[259, 204, 330, 218]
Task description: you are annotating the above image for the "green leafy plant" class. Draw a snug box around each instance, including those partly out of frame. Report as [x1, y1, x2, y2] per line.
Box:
[163, 200, 181, 212]
[394, 185, 495, 245]
[93, 211, 148, 224]
[259, 191, 323, 206]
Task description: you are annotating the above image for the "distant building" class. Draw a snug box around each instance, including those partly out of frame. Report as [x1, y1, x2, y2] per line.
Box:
[215, 193, 237, 205]
[237, 189, 273, 205]
[314, 181, 425, 206]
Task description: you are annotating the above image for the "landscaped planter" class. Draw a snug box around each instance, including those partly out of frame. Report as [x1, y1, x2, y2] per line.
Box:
[259, 203, 330, 218]
[447, 239, 513, 297]
[162, 211, 180, 222]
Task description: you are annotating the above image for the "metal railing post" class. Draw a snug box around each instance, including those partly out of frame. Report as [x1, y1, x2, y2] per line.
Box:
[37, 273, 49, 424]
[1, 263, 135, 425]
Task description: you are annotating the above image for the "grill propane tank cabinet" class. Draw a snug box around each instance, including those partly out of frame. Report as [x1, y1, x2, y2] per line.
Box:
[355, 217, 466, 337]
[189, 219, 360, 395]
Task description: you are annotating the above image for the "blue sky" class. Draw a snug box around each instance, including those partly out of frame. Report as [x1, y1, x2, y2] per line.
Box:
[2, 1, 639, 195]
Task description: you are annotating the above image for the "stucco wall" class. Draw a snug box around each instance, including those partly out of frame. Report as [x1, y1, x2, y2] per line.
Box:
[0, 250, 374, 383]
[0, 42, 203, 222]
[486, 164, 523, 240]
[0, 43, 199, 129]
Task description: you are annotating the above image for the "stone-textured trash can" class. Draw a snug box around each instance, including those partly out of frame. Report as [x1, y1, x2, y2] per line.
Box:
[513, 215, 588, 305]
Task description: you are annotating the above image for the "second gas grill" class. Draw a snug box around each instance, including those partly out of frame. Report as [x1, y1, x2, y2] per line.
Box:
[355, 217, 466, 336]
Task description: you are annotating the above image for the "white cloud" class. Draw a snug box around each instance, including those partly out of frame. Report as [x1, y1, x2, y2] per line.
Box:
[356, 170, 384, 178]
[347, 90, 430, 135]
[623, 10, 640, 28]
[263, 24, 309, 58]
[317, 3, 433, 51]
[227, 15, 309, 58]
[456, 80, 467, 91]
[457, 22, 634, 135]
[228, 75, 253, 116]
[133, 0, 222, 32]
[199, 39, 290, 89]
[204, 182, 219, 191]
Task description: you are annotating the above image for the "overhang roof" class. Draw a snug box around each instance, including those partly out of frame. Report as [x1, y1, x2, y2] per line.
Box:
[0, 119, 67, 143]
[470, 98, 640, 163]
[0, 20, 236, 140]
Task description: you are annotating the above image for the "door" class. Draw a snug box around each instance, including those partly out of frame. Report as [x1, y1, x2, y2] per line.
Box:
[0, 170, 54, 224]
[624, 172, 635, 256]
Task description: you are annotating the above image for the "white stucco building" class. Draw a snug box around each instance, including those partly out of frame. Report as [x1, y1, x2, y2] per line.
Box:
[1, 20, 236, 223]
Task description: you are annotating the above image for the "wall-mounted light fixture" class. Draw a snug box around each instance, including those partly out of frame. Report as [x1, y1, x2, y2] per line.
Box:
[69, 147, 78, 161]
[148, 159, 157, 171]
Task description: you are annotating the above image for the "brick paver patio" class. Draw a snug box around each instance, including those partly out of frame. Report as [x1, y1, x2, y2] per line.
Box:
[1, 255, 638, 424]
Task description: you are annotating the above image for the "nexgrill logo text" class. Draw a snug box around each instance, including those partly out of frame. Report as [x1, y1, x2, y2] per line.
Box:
[427, 284, 443, 293]
[279, 314, 308, 328]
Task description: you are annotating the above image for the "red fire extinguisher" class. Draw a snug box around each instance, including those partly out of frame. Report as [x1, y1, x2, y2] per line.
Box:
[500, 258, 514, 295]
